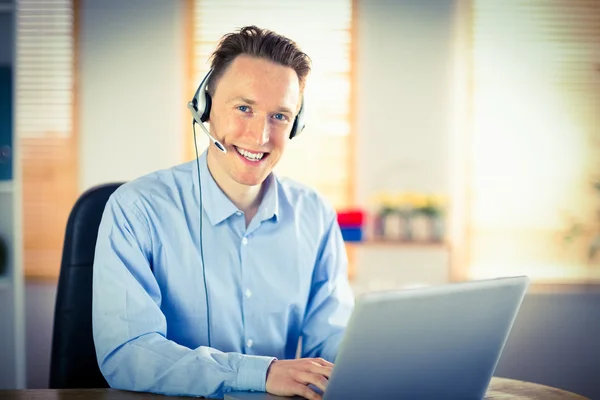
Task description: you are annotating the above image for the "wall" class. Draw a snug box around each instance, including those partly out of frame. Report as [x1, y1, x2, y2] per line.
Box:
[78, 0, 187, 191]
[351, 0, 456, 291]
[355, 0, 453, 199]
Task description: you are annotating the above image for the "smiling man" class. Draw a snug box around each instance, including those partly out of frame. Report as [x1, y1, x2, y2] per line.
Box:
[92, 26, 354, 400]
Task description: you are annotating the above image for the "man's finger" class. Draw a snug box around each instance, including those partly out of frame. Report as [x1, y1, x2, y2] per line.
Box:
[291, 382, 322, 400]
[308, 363, 333, 379]
[296, 371, 329, 393]
[312, 357, 334, 367]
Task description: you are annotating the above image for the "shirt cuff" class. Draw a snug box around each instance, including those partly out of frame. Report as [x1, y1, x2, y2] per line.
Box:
[235, 355, 276, 392]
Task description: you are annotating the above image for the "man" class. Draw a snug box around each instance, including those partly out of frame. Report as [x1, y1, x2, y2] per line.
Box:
[92, 26, 354, 400]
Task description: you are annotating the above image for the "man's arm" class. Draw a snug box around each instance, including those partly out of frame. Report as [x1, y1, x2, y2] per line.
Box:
[92, 193, 274, 398]
[300, 207, 355, 362]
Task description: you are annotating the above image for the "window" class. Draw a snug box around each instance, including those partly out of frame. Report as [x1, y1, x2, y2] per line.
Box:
[466, 0, 600, 282]
[16, 0, 77, 278]
[190, 0, 354, 209]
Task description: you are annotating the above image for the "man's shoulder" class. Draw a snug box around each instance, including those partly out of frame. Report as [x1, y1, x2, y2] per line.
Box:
[110, 160, 196, 208]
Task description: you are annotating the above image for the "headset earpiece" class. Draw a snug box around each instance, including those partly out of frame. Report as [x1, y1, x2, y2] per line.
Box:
[188, 69, 214, 124]
[290, 99, 306, 139]
[200, 94, 212, 122]
[188, 69, 227, 153]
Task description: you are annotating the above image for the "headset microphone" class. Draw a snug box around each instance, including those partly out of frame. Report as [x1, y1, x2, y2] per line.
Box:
[187, 102, 227, 154]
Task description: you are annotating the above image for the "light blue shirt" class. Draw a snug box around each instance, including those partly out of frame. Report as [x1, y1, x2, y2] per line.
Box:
[92, 150, 355, 398]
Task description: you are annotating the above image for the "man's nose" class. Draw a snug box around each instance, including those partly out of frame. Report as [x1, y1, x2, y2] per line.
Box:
[248, 116, 269, 146]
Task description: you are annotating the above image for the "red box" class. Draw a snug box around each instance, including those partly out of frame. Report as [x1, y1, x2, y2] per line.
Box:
[337, 209, 365, 227]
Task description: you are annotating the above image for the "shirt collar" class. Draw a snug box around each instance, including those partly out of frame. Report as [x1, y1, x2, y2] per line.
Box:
[258, 174, 280, 223]
[193, 150, 280, 226]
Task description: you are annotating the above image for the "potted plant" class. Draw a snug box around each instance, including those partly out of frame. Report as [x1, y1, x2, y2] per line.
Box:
[371, 192, 401, 240]
[414, 194, 447, 242]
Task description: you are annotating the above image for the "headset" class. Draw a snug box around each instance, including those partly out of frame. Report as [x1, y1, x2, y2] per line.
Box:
[187, 68, 306, 348]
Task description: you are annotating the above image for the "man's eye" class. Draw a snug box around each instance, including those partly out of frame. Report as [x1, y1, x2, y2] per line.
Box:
[237, 105, 250, 112]
[273, 113, 287, 121]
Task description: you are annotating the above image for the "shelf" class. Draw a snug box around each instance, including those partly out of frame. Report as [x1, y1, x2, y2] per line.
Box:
[346, 239, 449, 249]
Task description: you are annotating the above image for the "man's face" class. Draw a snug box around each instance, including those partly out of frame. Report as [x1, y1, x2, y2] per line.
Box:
[207, 54, 301, 187]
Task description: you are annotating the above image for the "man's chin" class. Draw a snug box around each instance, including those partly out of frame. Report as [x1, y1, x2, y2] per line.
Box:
[233, 173, 269, 187]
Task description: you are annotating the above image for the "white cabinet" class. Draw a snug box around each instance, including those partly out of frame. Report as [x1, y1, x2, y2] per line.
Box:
[350, 243, 450, 296]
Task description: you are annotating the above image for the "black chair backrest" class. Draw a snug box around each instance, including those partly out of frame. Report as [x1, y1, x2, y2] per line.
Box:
[49, 182, 124, 388]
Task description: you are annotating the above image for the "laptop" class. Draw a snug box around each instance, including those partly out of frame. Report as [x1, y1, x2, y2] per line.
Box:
[226, 276, 530, 400]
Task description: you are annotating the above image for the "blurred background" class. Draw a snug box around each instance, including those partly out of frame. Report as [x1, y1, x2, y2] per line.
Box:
[0, 0, 599, 397]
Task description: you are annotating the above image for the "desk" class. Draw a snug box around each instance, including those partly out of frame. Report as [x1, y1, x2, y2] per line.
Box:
[0, 378, 589, 399]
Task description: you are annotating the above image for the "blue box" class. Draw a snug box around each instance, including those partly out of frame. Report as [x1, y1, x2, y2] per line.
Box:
[341, 227, 363, 242]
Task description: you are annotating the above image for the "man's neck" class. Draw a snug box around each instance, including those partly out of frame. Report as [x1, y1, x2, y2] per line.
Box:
[206, 149, 264, 223]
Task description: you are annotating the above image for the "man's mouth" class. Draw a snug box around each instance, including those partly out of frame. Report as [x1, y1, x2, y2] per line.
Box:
[234, 146, 268, 162]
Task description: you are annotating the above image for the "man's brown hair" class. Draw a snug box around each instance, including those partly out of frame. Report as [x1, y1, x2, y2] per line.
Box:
[207, 25, 311, 97]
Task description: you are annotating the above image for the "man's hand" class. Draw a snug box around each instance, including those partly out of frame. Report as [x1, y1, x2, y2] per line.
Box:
[265, 358, 333, 400]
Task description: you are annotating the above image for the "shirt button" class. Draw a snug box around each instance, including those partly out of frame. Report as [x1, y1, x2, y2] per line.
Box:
[241, 237, 248, 245]
[235, 211, 242, 216]
[245, 289, 252, 298]
[246, 339, 253, 348]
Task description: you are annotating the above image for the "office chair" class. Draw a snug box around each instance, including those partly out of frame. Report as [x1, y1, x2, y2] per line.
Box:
[49, 182, 124, 389]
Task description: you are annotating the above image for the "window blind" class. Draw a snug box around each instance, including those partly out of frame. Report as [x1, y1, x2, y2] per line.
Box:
[16, 0, 77, 278]
[469, 0, 600, 282]
[16, 0, 73, 138]
[191, 0, 353, 209]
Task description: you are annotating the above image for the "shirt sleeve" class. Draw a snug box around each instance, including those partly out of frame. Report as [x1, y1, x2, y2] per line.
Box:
[300, 206, 355, 362]
[92, 191, 275, 398]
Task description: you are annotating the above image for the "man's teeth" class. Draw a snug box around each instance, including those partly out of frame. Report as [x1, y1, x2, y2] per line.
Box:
[235, 146, 264, 161]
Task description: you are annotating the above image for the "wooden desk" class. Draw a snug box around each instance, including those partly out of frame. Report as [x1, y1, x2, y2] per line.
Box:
[0, 378, 589, 399]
